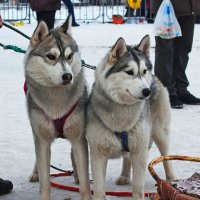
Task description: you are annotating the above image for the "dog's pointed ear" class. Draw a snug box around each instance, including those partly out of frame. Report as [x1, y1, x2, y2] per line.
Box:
[61, 15, 72, 36]
[30, 21, 49, 48]
[137, 35, 150, 57]
[108, 38, 127, 64]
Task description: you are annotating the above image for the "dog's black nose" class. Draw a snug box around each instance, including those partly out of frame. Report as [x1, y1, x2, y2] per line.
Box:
[62, 73, 72, 82]
[142, 88, 151, 97]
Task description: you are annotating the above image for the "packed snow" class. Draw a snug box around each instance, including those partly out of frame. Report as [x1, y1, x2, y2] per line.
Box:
[0, 15, 200, 200]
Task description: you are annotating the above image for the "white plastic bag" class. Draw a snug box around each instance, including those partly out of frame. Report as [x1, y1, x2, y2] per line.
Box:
[154, 0, 182, 39]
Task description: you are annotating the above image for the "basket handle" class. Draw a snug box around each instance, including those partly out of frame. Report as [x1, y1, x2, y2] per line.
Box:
[148, 155, 200, 182]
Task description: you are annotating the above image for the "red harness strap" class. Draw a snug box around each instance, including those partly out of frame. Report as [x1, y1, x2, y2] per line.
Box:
[24, 81, 78, 138]
[24, 81, 27, 94]
[53, 102, 78, 138]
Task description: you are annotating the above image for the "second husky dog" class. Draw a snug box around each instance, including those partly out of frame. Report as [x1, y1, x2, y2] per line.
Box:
[24, 16, 91, 200]
[87, 35, 175, 200]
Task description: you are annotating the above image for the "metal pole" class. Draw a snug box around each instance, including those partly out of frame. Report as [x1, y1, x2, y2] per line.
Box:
[28, 1, 31, 24]
[102, 0, 105, 24]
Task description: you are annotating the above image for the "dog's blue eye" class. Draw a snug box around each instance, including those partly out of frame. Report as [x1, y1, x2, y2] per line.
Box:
[46, 54, 56, 60]
[125, 70, 134, 76]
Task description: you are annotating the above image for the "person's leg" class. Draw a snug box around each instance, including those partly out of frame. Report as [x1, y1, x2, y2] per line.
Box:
[36, 10, 56, 30]
[124, 7, 135, 17]
[63, 0, 79, 26]
[173, 15, 194, 96]
[154, 37, 183, 108]
[140, 0, 146, 17]
[173, 15, 200, 104]
[154, 37, 175, 95]
[196, 15, 200, 24]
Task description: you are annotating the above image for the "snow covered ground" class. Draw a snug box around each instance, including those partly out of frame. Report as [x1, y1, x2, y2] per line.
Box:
[0, 17, 200, 200]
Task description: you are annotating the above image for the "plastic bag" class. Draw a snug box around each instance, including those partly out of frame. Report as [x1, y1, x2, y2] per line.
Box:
[154, 0, 182, 39]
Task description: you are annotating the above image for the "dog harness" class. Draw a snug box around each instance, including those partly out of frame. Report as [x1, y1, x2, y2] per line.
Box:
[115, 131, 130, 152]
[24, 81, 78, 138]
[53, 102, 78, 138]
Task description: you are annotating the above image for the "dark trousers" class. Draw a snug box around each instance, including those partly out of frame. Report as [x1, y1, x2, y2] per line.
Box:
[36, 10, 56, 30]
[62, 0, 76, 24]
[154, 15, 195, 97]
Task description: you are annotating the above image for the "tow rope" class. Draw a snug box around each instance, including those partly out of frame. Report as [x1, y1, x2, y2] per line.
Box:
[0, 43, 26, 53]
[1, 21, 96, 70]
[2, 21, 31, 40]
[0, 43, 96, 70]
[50, 171, 159, 199]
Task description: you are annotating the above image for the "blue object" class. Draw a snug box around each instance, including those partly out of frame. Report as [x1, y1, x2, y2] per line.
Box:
[116, 131, 130, 152]
[166, 5, 170, 15]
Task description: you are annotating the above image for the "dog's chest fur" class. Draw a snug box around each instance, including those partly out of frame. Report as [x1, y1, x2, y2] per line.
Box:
[88, 84, 151, 157]
[26, 72, 86, 140]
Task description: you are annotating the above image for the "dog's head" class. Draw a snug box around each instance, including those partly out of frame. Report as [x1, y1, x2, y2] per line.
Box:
[25, 15, 81, 87]
[96, 35, 153, 105]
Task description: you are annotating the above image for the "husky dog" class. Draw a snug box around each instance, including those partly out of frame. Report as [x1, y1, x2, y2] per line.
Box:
[87, 35, 175, 200]
[24, 16, 91, 200]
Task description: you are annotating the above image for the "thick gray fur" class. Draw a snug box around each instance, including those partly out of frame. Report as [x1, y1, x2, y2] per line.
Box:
[87, 35, 175, 200]
[24, 16, 92, 200]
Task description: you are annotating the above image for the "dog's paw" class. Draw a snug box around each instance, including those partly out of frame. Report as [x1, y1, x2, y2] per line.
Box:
[29, 173, 39, 182]
[73, 174, 79, 184]
[81, 192, 92, 200]
[115, 176, 130, 185]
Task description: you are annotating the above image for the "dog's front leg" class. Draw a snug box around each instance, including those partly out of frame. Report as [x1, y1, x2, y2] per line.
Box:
[29, 161, 39, 182]
[70, 148, 79, 184]
[71, 138, 92, 200]
[115, 153, 131, 185]
[90, 151, 107, 200]
[131, 145, 148, 200]
[34, 137, 52, 200]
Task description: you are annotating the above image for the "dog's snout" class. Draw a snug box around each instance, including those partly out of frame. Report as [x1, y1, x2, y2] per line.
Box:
[142, 88, 151, 97]
[62, 73, 72, 82]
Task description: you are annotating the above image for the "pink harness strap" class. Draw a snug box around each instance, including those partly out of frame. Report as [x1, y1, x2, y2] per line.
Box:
[24, 81, 27, 94]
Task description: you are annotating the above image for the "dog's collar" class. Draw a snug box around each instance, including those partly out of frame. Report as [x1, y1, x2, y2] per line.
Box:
[115, 131, 130, 152]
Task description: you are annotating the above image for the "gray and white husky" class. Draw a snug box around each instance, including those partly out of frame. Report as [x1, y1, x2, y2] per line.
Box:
[87, 35, 175, 200]
[24, 16, 92, 200]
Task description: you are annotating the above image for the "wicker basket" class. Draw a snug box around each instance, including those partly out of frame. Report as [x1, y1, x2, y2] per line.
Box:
[148, 155, 200, 200]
